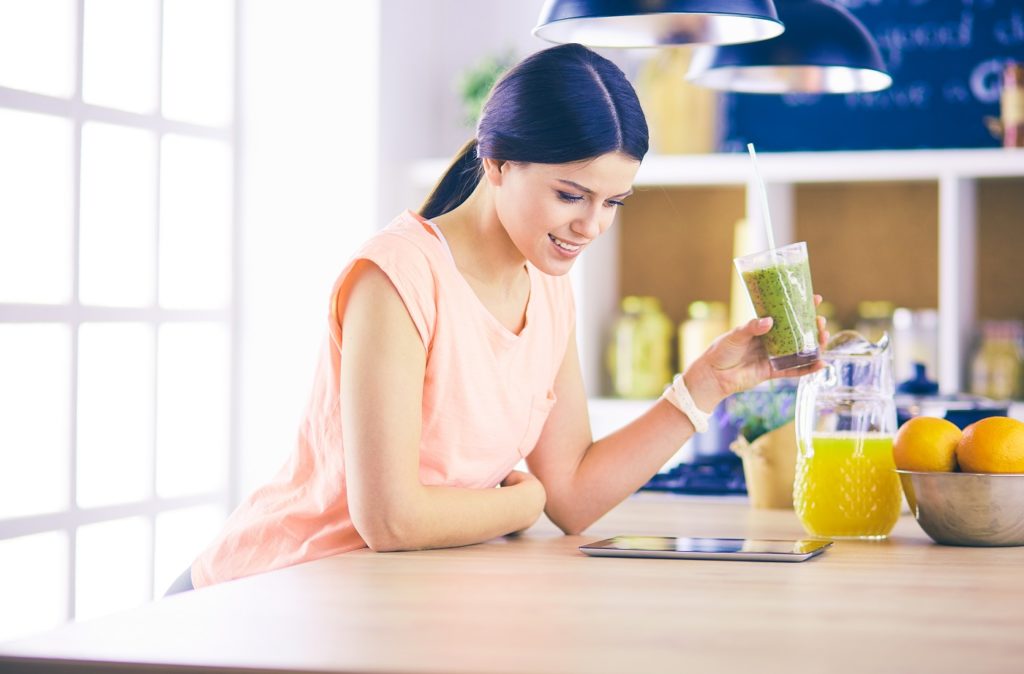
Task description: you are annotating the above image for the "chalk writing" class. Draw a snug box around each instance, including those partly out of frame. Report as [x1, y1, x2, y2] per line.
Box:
[721, 0, 1024, 151]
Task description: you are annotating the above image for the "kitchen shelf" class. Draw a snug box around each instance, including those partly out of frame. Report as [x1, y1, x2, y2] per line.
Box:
[412, 148, 1024, 189]
[409, 148, 1024, 403]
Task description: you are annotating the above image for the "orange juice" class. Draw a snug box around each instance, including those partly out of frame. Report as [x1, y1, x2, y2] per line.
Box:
[793, 432, 902, 539]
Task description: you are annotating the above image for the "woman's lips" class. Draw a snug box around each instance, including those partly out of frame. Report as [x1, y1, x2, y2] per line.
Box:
[549, 234, 583, 256]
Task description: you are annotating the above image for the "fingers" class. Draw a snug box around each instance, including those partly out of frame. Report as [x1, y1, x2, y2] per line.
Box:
[813, 295, 828, 346]
[747, 316, 773, 336]
[502, 469, 537, 488]
[500, 470, 523, 487]
[720, 317, 771, 353]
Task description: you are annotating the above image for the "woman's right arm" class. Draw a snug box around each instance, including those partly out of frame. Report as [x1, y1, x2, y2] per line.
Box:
[339, 260, 546, 552]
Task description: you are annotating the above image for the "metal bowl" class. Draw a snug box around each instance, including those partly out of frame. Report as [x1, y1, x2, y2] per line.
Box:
[896, 470, 1024, 547]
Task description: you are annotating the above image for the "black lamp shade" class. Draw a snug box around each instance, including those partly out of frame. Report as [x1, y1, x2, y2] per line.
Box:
[533, 0, 784, 48]
[687, 0, 892, 93]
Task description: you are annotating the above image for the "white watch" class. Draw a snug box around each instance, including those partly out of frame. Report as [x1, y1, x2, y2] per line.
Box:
[661, 374, 711, 433]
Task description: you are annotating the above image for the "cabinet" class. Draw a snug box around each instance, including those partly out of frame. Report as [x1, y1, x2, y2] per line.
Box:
[411, 148, 1024, 404]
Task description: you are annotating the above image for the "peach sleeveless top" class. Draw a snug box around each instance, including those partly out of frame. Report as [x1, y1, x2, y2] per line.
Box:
[191, 210, 574, 587]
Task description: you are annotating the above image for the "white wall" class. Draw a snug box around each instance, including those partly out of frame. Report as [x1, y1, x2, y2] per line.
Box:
[238, 1, 379, 497]
[377, 0, 555, 220]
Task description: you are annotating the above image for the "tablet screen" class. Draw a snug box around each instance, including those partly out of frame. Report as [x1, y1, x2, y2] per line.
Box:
[596, 536, 825, 555]
[579, 536, 832, 561]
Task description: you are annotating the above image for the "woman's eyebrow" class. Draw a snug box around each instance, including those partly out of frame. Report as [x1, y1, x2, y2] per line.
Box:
[556, 179, 634, 198]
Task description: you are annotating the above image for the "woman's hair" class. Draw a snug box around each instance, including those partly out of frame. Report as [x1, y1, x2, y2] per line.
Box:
[420, 43, 649, 220]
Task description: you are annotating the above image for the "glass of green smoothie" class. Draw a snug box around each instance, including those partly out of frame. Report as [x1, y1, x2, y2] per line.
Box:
[734, 241, 819, 371]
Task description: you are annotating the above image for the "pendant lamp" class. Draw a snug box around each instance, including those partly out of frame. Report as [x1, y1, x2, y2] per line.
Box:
[533, 0, 784, 48]
[686, 0, 892, 93]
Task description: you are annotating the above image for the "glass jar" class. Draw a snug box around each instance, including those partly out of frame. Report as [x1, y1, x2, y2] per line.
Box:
[607, 296, 673, 399]
[970, 320, 1024, 400]
[854, 300, 894, 345]
[678, 300, 728, 372]
[794, 331, 902, 539]
[891, 307, 939, 388]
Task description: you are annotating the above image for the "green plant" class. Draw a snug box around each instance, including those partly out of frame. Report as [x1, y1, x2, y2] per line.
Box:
[457, 51, 515, 128]
[724, 382, 797, 443]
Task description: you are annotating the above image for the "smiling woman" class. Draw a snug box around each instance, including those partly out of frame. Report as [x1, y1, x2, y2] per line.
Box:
[183, 44, 642, 588]
[182, 42, 828, 593]
[169, 39, 831, 590]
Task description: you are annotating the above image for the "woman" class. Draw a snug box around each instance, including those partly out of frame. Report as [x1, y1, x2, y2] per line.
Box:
[170, 43, 825, 593]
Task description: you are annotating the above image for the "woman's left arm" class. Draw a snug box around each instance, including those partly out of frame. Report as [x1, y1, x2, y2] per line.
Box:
[527, 306, 827, 535]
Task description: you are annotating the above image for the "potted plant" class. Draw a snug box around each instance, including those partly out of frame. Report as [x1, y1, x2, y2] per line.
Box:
[457, 51, 515, 128]
[725, 382, 798, 509]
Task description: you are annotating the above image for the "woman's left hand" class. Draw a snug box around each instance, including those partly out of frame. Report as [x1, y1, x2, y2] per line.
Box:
[683, 295, 828, 411]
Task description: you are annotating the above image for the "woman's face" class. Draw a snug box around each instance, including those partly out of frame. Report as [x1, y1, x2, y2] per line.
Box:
[488, 151, 641, 276]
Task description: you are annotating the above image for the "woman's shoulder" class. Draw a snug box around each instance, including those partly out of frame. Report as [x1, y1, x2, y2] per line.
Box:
[347, 211, 454, 289]
[330, 211, 444, 349]
[347, 210, 452, 290]
[358, 210, 444, 260]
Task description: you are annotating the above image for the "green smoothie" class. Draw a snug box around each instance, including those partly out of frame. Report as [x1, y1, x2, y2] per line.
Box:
[740, 255, 819, 370]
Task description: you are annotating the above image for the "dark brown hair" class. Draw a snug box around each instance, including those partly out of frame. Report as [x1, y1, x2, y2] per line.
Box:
[420, 43, 649, 219]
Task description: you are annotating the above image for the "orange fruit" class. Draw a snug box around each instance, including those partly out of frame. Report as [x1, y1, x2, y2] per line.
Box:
[956, 416, 1024, 474]
[893, 416, 962, 472]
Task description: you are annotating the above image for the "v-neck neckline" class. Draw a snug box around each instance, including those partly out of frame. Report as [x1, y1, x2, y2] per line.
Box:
[406, 210, 533, 341]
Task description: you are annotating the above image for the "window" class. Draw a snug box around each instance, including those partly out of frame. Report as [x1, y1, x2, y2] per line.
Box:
[0, 0, 236, 640]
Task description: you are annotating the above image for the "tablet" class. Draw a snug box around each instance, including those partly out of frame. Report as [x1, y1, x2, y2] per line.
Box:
[579, 536, 832, 562]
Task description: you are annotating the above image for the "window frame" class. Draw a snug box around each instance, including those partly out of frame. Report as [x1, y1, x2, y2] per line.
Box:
[0, 0, 241, 624]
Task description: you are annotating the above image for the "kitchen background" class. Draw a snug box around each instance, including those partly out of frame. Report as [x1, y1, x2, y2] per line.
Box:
[1, 0, 1023, 642]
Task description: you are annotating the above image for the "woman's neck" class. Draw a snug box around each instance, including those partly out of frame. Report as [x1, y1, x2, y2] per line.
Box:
[430, 183, 527, 296]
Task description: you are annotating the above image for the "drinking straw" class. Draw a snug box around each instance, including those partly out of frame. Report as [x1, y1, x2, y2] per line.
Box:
[746, 142, 776, 252]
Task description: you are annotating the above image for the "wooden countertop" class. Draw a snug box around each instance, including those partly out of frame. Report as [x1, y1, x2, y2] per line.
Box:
[2, 494, 1022, 674]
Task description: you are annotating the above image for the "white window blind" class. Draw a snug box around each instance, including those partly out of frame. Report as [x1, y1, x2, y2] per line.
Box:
[0, 0, 237, 640]
[0, 0, 381, 641]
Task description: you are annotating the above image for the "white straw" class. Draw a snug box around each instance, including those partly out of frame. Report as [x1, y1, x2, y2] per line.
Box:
[746, 142, 776, 253]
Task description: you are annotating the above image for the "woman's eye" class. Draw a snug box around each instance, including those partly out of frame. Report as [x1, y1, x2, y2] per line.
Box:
[557, 191, 584, 203]
[606, 200, 625, 208]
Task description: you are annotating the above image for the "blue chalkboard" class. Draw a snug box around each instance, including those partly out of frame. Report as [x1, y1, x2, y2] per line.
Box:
[720, 0, 1024, 151]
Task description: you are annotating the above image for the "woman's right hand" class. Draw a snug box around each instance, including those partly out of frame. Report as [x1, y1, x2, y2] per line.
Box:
[500, 470, 547, 534]
[683, 296, 829, 412]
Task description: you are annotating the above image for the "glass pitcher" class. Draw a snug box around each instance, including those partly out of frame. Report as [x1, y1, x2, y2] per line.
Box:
[794, 330, 902, 539]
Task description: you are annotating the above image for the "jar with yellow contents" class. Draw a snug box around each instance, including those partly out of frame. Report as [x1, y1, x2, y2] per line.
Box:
[607, 296, 673, 399]
[794, 331, 903, 539]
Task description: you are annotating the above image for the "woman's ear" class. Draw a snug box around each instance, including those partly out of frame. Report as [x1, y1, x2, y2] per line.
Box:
[481, 157, 506, 186]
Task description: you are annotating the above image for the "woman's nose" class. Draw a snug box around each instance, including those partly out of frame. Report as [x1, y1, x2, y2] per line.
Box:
[572, 206, 604, 240]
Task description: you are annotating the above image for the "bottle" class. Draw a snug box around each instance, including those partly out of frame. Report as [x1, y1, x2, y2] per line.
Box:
[970, 321, 1024, 400]
[635, 49, 717, 154]
[678, 301, 728, 371]
[855, 301, 894, 345]
[891, 308, 939, 387]
[607, 296, 673, 399]
[1002, 62, 1024, 149]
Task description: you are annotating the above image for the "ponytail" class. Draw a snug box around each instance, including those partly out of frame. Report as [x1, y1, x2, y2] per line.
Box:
[419, 139, 483, 220]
